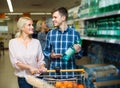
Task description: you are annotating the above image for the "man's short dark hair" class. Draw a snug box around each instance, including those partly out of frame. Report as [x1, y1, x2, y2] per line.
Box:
[52, 7, 68, 21]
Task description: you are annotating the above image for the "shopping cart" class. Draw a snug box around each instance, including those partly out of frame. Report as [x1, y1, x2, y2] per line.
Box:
[26, 68, 85, 88]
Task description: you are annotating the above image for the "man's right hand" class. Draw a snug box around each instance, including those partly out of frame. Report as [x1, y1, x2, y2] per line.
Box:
[50, 50, 62, 59]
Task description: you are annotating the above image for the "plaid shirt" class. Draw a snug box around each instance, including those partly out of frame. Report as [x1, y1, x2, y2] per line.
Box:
[43, 26, 83, 78]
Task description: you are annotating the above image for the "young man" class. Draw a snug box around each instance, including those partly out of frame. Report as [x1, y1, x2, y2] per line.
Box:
[44, 7, 82, 78]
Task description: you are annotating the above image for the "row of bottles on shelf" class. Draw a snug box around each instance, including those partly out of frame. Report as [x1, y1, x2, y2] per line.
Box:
[85, 17, 120, 39]
[103, 43, 120, 64]
[79, 0, 120, 18]
[87, 43, 104, 64]
[84, 64, 120, 88]
[87, 42, 120, 64]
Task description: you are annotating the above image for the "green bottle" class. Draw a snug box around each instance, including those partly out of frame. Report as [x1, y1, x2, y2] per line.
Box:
[62, 39, 82, 61]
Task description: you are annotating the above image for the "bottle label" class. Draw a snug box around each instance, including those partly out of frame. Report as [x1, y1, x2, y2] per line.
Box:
[65, 48, 75, 56]
[63, 48, 75, 61]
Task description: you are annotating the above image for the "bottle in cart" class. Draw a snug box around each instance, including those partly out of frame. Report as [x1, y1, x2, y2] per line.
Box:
[62, 39, 82, 61]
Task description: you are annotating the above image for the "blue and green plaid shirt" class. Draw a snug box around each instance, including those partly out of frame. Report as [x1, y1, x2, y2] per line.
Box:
[43, 26, 83, 78]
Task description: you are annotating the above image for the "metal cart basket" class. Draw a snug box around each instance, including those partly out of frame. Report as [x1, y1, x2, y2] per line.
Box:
[37, 69, 86, 88]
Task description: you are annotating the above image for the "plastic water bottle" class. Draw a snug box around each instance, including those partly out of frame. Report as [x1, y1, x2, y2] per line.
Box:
[62, 39, 82, 61]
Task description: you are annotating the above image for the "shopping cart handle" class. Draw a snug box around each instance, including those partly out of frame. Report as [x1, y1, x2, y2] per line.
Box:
[47, 69, 85, 73]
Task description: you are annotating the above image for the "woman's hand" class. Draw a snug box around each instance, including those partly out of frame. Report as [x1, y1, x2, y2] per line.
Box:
[16, 62, 40, 75]
[29, 66, 39, 75]
[38, 66, 47, 73]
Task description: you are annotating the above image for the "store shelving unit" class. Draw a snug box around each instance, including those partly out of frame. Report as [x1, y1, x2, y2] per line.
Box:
[81, 36, 120, 44]
[72, 0, 120, 87]
[81, 10, 120, 20]
[80, 9, 120, 44]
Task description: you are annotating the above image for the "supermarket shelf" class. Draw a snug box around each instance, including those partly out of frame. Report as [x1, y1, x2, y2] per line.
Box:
[81, 10, 120, 20]
[67, 18, 81, 24]
[81, 36, 120, 44]
[68, 10, 120, 23]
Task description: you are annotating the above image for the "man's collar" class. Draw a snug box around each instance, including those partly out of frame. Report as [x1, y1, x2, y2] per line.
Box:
[58, 26, 70, 33]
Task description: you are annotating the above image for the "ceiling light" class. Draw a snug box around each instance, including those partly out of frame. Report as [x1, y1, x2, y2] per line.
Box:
[6, 13, 22, 15]
[30, 13, 51, 15]
[6, 13, 51, 15]
[7, 0, 13, 12]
